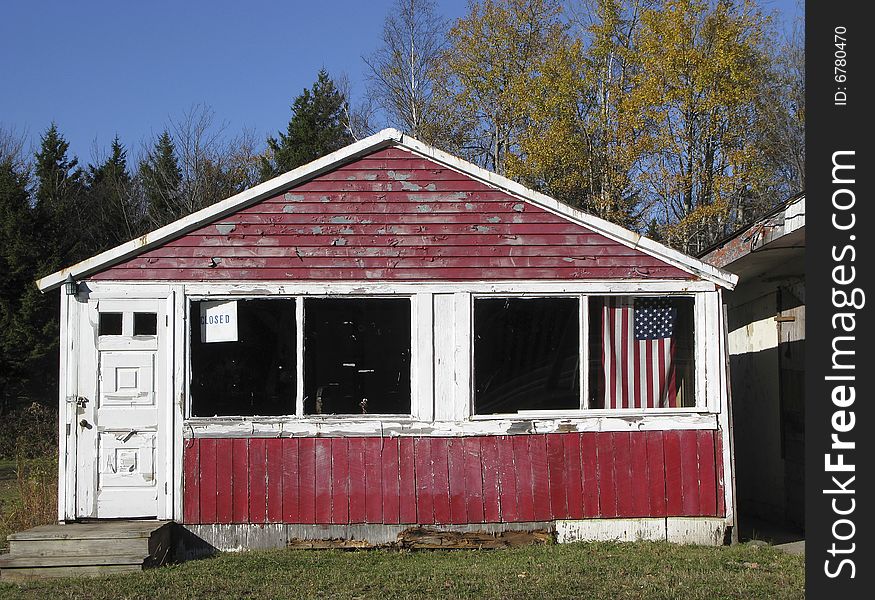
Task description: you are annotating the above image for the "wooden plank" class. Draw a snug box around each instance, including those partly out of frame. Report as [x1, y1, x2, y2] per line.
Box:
[413, 437, 433, 524]
[118, 254, 672, 271]
[629, 431, 651, 518]
[297, 438, 316, 523]
[715, 433, 726, 517]
[663, 430, 683, 516]
[232, 439, 249, 523]
[463, 437, 485, 523]
[580, 433, 599, 517]
[363, 437, 383, 523]
[679, 430, 701, 516]
[248, 438, 267, 524]
[446, 437, 467, 524]
[596, 433, 617, 518]
[398, 527, 551, 549]
[164, 231, 637, 247]
[563, 433, 584, 519]
[314, 438, 332, 524]
[512, 436, 535, 522]
[182, 440, 199, 524]
[198, 438, 217, 524]
[381, 437, 400, 525]
[546, 434, 567, 520]
[347, 438, 367, 524]
[266, 439, 283, 523]
[480, 436, 502, 523]
[646, 431, 667, 517]
[429, 438, 451, 525]
[185, 222, 595, 238]
[281, 438, 299, 523]
[613, 432, 634, 517]
[496, 436, 518, 522]
[697, 430, 718, 516]
[215, 439, 233, 524]
[529, 435, 551, 521]
[144, 243, 642, 259]
[331, 438, 349, 524]
[97, 266, 688, 282]
[216, 212, 570, 226]
[292, 178, 492, 193]
[399, 437, 417, 523]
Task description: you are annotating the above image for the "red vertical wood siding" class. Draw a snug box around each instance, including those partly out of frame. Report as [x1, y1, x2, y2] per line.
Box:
[182, 430, 724, 525]
[91, 147, 693, 282]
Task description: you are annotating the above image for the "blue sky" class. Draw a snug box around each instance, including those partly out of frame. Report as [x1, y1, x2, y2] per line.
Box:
[1, 0, 801, 165]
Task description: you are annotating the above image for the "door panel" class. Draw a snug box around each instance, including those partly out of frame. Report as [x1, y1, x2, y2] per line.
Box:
[76, 297, 169, 519]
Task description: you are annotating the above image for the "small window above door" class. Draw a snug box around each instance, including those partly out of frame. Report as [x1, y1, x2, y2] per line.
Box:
[98, 313, 123, 336]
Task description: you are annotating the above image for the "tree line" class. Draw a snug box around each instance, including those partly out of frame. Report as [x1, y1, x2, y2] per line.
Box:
[0, 0, 803, 417]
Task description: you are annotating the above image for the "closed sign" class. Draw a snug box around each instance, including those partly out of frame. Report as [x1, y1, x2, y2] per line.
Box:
[199, 300, 238, 343]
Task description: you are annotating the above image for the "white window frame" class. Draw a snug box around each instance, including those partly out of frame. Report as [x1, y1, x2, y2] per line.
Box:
[184, 294, 420, 421]
[169, 280, 720, 433]
[469, 291, 710, 420]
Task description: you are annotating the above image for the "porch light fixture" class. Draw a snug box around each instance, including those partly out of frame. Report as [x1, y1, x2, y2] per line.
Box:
[63, 274, 78, 296]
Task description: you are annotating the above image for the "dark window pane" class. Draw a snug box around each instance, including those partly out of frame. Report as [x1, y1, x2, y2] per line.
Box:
[304, 298, 411, 415]
[588, 296, 695, 409]
[133, 312, 157, 336]
[190, 299, 296, 416]
[474, 297, 580, 414]
[98, 313, 123, 336]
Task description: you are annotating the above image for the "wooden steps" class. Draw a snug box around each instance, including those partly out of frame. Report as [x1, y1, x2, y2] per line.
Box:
[0, 520, 173, 581]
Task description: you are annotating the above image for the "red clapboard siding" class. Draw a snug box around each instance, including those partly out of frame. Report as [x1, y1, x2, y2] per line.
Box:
[183, 439, 200, 524]
[248, 439, 267, 524]
[182, 431, 722, 525]
[91, 147, 693, 282]
[199, 438, 217, 524]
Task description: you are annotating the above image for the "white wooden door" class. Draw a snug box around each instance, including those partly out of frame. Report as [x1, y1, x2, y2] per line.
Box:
[75, 297, 170, 519]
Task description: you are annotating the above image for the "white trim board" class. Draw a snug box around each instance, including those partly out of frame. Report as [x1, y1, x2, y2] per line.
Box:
[36, 129, 738, 292]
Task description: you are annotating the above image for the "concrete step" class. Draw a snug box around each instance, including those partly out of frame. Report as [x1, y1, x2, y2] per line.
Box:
[0, 520, 173, 581]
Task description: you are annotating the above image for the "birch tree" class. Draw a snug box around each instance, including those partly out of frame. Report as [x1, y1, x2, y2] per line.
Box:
[365, 0, 450, 144]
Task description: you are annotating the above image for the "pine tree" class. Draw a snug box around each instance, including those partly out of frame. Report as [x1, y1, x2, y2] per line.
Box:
[86, 136, 140, 251]
[260, 69, 354, 180]
[1, 152, 59, 414]
[139, 131, 182, 228]
[33, 123, 86, 269]
[0, 157, 34, 413]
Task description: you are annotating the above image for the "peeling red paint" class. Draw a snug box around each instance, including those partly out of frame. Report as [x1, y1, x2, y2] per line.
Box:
[183, 431, 723, 525]
[93, 148, 693, 282]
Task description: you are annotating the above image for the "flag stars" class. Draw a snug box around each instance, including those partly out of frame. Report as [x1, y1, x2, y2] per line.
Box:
[634, 298, 677, 340]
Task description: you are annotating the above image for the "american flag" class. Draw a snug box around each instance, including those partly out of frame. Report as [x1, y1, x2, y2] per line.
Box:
[600, 297, 678, 409]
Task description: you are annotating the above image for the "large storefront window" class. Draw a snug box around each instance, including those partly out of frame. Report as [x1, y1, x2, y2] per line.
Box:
[304, 298, 411, 415]
[473, 297, 580, 414]
[190, 299, 296, 417]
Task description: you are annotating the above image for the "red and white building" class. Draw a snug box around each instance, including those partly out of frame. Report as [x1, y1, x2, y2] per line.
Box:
[37, 129, 738, 550]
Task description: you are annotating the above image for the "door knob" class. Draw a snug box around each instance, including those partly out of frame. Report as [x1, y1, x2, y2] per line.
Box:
[79, 419, 92, 429]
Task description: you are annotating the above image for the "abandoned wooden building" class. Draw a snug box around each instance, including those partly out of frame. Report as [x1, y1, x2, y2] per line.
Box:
[701, 194, 805, 535]
[34, 129, 739, 552]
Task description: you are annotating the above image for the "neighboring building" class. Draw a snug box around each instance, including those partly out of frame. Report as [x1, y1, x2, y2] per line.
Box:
[37, 129, 738, 551]
[701, 194, 805, 531]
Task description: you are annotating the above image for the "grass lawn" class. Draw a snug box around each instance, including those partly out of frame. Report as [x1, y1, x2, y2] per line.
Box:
[0, 540, 804, 599]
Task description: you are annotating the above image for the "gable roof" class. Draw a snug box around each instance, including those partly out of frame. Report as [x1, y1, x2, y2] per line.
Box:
[36, 128, 737, 291]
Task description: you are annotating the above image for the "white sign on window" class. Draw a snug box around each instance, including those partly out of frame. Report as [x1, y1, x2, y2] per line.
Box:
[200, 300, 238, 343]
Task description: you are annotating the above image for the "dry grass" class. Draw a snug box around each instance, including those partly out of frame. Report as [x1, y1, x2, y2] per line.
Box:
[0, 455, 57, 552]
